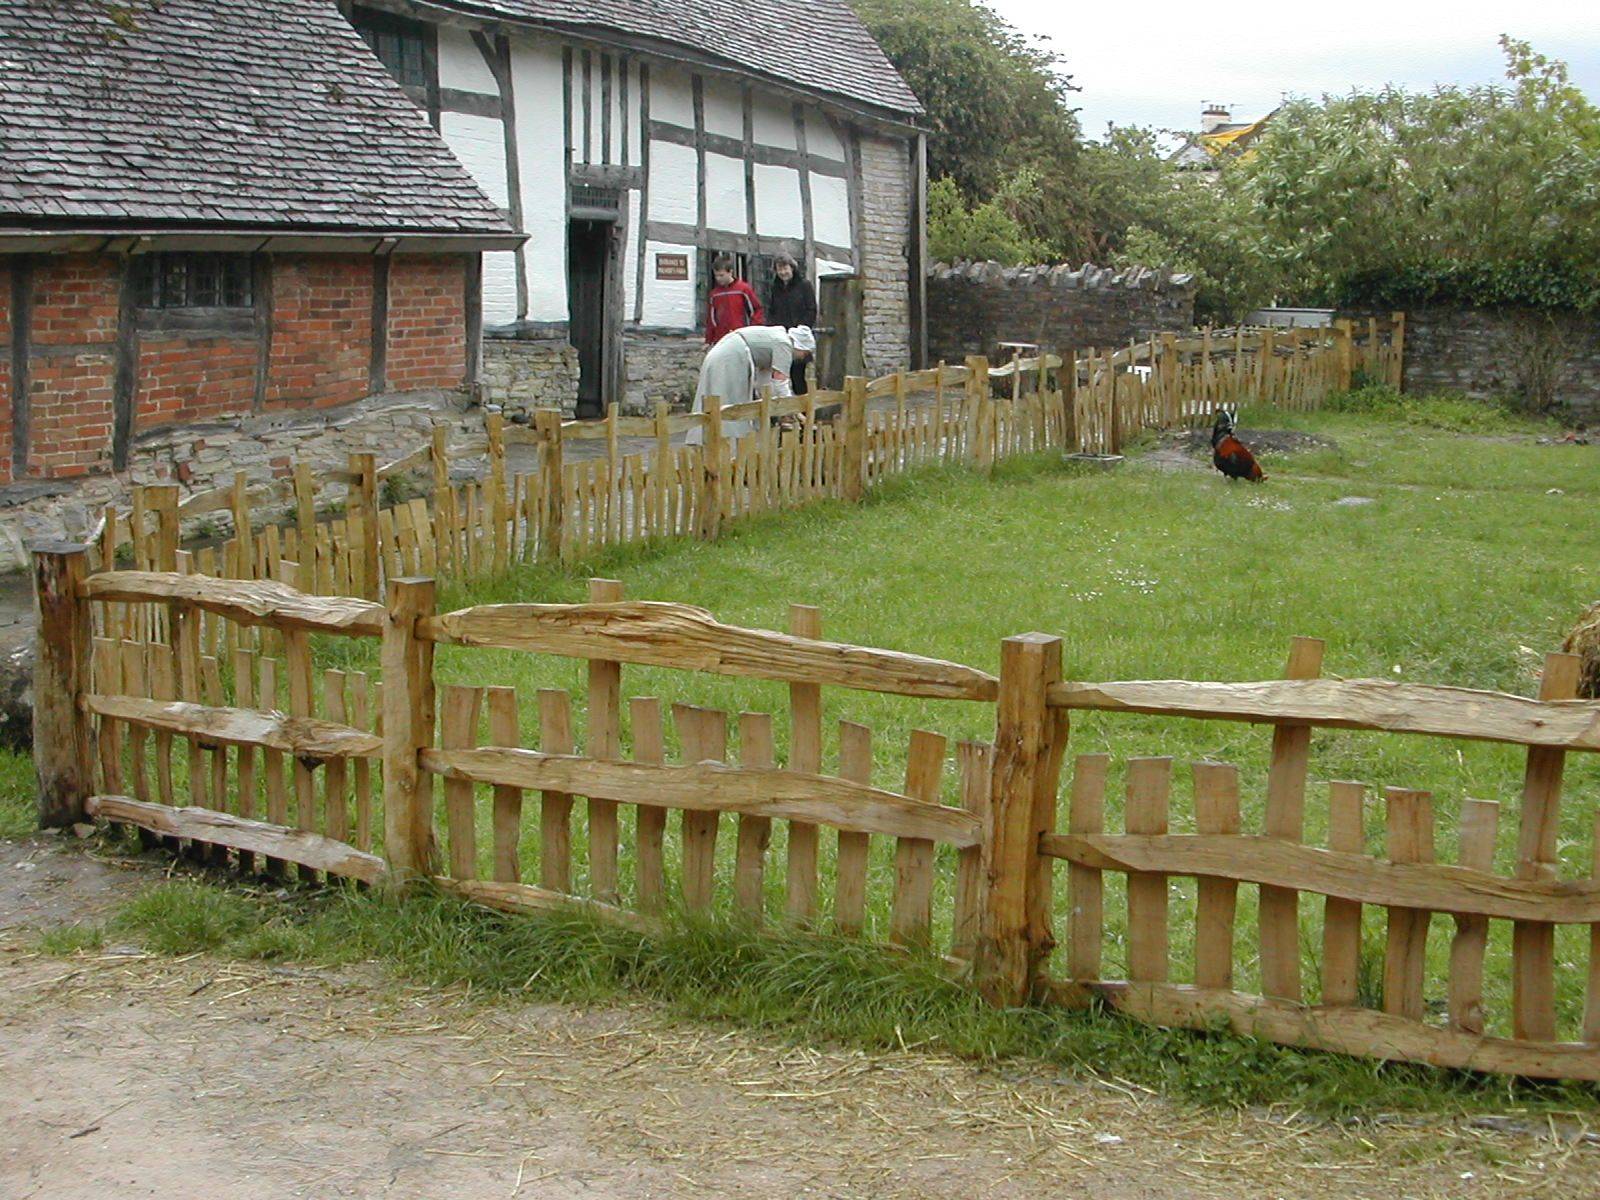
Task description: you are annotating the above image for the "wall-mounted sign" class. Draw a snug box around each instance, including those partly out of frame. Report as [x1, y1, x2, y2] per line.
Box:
[655, 253, 689, 281]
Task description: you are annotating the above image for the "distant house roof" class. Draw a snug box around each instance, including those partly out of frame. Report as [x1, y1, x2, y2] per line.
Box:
[1171, 113, 1274, 170]
[0, 0, 521, 246]
[417, 0, 924, 121]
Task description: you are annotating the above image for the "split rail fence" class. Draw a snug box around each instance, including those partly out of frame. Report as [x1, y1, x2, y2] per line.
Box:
[34, 528, 1600, 1085]
[86, 317, 1403, 602]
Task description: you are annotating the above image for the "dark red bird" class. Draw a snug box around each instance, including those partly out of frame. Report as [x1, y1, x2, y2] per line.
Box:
[1211, 409, 1266, 482]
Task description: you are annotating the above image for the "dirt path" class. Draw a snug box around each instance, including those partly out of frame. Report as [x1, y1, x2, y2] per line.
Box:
[3, 837, 1596, 1199]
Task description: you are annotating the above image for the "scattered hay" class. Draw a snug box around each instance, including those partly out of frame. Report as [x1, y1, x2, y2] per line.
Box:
[1561, 602, 1600, 699]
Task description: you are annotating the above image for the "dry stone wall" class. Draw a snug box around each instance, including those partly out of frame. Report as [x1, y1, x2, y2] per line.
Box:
[927, 261, 1197, 363]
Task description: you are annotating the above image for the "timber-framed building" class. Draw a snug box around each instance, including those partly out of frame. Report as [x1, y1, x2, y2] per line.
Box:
[341, 0, 928, 413]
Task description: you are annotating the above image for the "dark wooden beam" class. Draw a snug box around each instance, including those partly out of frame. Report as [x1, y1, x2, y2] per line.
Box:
[793, 104, 816, 277]
[439, 87, 501, 119]
[582, 49, 593, 166]
[464, 252, 483, 390]
[112, 259, 139, 471]
[476, 32, 528, 321]
[742, 85, 757, 259]
[648, 121, 848, 177]
[619, 54, 630, 170]
[910, 131, 928, 369]
[370, 252, 391, 393]
[644, 220, 849, 265]
[10, 257, 33, 479]
[252, 255, 273, 413]
[601, 53, 612, 166]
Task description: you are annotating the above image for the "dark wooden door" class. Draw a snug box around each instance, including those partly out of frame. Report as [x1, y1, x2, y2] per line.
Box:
[816, 274, 863, 391]
[568, 219, 609, 419]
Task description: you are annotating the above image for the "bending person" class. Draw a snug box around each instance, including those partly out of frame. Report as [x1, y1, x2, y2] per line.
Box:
[687, 325, 815, 445]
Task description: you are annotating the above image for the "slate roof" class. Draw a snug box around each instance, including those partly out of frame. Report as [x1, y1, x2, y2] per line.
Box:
[430, 0, 923, 119]
[0, 0, 517, 236]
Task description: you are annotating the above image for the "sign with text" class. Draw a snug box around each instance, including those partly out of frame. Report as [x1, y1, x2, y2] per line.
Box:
[655, 253, 689, 281]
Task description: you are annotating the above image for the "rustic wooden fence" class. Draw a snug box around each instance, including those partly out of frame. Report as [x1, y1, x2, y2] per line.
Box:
[35, 526, 1600, 1084]
[85, 316, 1403, 603]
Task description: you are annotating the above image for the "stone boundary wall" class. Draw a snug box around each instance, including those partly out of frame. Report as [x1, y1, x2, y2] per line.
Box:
[0, 387, 486, 570]
[1364, 305, 1600, 419]
[927, 261, 1197, 364]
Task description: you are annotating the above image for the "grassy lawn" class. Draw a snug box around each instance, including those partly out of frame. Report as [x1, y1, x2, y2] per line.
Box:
[8, 389, 1600, 1113]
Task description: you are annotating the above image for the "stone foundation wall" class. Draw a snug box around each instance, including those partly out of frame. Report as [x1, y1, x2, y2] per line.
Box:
[480, 339, 579, 415]
[927, 261, 1197, 363]
[623, 331, 702, 414]
[1368, 305, 1600, 418]
[0, 388, 480, 570]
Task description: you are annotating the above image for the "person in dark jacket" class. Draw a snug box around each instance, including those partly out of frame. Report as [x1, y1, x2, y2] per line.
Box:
[764, 252, 818, 394]
[706, 254, 763, 346]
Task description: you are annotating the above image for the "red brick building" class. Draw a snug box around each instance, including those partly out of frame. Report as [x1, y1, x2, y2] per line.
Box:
[0, 0, 522, 486]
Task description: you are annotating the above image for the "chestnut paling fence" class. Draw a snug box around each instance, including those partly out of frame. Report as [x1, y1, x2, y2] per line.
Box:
[33, 541, 1600, 1084]
[85, 317, 1403, 606]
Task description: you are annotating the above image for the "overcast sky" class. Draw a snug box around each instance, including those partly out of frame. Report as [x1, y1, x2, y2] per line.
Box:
[983, 0, 1600, 140]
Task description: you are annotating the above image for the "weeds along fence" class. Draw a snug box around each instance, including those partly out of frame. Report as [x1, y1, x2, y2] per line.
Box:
[84, 317, 1404, 601]
[35, 541, 1600, 1085]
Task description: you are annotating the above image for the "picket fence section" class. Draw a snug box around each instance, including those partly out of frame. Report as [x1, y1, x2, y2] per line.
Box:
[86, 316, 1403, 606]
[34, 532, 1600, 1086]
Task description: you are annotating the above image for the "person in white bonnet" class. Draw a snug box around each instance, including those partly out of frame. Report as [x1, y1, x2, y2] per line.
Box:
[686, 324, 815, 444]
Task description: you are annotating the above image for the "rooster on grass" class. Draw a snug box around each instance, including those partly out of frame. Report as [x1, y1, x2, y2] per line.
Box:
[1211, 408, 1266, 482]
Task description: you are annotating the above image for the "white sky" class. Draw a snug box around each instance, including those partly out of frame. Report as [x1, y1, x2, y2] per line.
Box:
[982, 0, 1600, 140]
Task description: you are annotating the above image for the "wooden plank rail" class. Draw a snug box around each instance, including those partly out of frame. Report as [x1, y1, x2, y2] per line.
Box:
[420, 601, 999, 701]
[1047, 677, 1600, 751]
[1039, 832, 1600, 924]
[1042, 978, 1600, 1083]
[82, 695, 382, 760]
[84, 571, 385, 638]
[436, 877, 653, 932]
[86, 794, 387, 885]
[418, 747, 981, 846]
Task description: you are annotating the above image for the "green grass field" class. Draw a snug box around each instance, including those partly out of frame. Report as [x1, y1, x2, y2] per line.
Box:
[10, 388, 1600, 1113]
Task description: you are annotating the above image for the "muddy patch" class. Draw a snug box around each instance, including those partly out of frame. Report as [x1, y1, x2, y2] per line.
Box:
[1140, 426, 1337, 473]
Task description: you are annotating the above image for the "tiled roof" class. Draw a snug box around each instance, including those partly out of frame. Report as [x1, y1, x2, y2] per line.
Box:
[433, 0, 923, 118]
[0, 0, 516, 235]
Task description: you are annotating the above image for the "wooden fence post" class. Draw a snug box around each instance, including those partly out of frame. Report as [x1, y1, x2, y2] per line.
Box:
[34, 544, 94, 829]
[701, 392, 724, 538]
[1334, 319, 1355, 390]
[1060, 353, 1077, 452]
[381, 577, 438, 883]
[146, 484, 179, 571]
[293, 462, 317, 593]
[1390, 311, 1406, 390]
[230, 472, 254, 581]
[487, 412, 508, 574]
[842, 376, 867, 502]
[347, 452, 379, 600]
[533, 409, 564, 561]
[976, 632, 1064, 1007]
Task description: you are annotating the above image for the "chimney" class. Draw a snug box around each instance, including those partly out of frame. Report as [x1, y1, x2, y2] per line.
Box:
[1200, 103, 1231, 134]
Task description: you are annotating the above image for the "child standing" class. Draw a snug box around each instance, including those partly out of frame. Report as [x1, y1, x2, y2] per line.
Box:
[705, 253, 763, 345]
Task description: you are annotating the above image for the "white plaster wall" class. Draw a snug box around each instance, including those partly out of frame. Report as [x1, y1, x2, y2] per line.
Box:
[648, 140, 698, 225]
[806, 110, 847, 162]
[588, 54, 604, 163]
[651, 65, 694, 127]
[481, 250, 519, 327]
[622, 189, 641, 318]
[441, 112, 509, 209]
[753, 164, 803, 240]
[511, 39, 571, 322]
[641, 242, 697, 327]
[812, 173, 852, 249]
[437, 26, 497, 94]
[704, 152, 746, 234]
[623, 58, 641, 167]
[702, 77, 743, 139]
[751, 95, 796, 149]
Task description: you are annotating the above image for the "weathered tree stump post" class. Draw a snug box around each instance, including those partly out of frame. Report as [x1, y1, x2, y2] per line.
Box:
[347, 452, 379, 600]
[976, 632, 1065, 1006]
[34, 543, 94, 829]
[533, 409, 564, 562]
[381, 577, 438, 884]
[842, 376, 867, 501]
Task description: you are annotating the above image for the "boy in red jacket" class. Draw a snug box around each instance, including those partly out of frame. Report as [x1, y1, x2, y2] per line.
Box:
[705, 254, 763, 345]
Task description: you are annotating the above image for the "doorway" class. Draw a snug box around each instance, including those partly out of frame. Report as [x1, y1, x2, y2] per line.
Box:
[567, 218, 615, 419]
[815, 273, 864, 391]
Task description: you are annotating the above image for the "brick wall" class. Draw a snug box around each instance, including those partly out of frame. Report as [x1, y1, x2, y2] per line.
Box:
[26, 255, 120, 479]
[265, 256, 373, 410]
[927, 261, 1197, 364]
[387, 255, 468, 391]
[137, 334, 258, 427]
[0, 249, 476, 488]
[856, 134, 912, 378]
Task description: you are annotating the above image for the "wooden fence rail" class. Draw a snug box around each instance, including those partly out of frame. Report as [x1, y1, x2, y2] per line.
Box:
[85, 317, 1403, 608]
